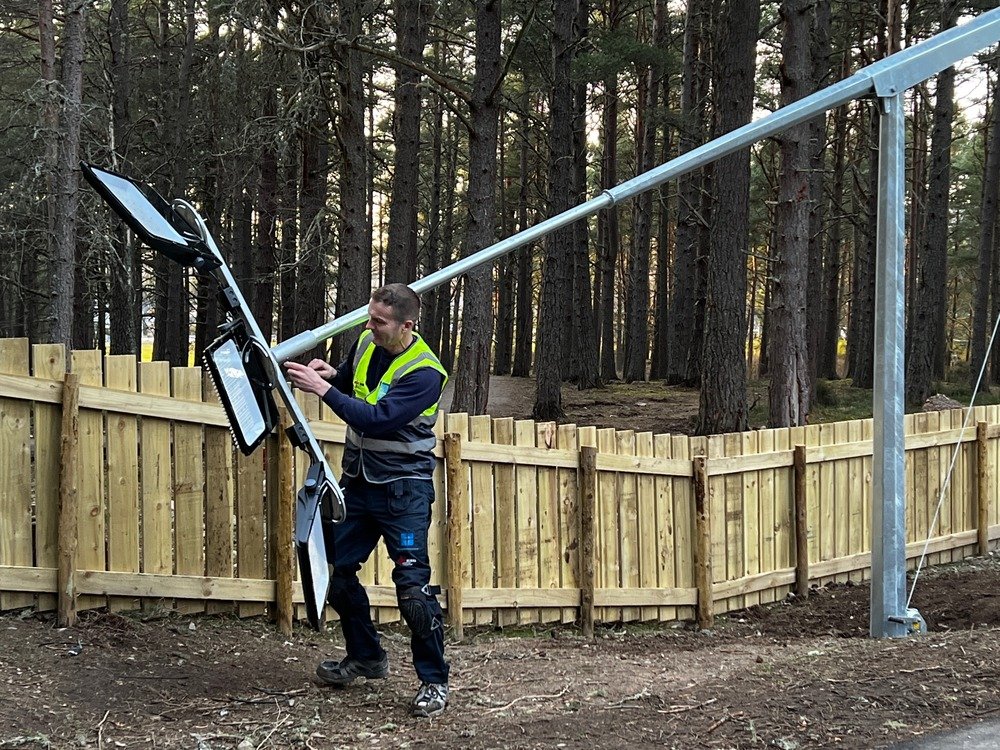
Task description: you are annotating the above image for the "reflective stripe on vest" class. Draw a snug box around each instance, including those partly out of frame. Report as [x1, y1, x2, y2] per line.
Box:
[342, 331, 448, 482]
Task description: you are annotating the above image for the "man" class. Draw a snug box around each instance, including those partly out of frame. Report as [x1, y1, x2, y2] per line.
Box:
[284, 283, 449, 718]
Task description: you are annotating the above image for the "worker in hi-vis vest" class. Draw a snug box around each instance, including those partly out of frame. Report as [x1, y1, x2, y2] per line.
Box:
[285, 283, 449, 718]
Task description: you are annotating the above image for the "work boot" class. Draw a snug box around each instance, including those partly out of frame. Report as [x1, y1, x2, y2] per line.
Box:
[315, 653, 389, 687]
[411, 682, 449, 717]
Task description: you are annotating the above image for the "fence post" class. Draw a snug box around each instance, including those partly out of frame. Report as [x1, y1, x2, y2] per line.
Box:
[444, 433, 466, 640]
[579, 446, 598, 638]
[276, 407, 295, 635]
[793, 444, 810, 597]
[977, 422, 990, 556]
[57, 373, 81, 628]
[692, 456, 713, 630]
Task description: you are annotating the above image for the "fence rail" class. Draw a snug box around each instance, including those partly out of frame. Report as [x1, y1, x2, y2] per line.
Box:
[0, 339, 996, 631]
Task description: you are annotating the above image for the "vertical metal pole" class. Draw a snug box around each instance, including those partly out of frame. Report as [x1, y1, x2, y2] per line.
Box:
[870, 93, 909, 638]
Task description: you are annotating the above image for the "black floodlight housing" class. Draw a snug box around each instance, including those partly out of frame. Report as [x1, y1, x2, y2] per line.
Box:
[204, 323, 279, 456]
[81, 162, 220, 270]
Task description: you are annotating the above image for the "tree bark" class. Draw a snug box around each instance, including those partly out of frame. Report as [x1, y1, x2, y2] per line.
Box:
[49, 0, 87, 347]
[971, 65, 1000, 388]
[385, 0, 431, 284]
[768, 0, 814, 427]
[534, 0, 579, 420]
[906, 0, 958, 405]
[452, 0, 501, 414]
[697, 0, 760, 435]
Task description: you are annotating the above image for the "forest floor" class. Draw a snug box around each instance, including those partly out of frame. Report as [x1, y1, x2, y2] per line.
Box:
[3, 556, 1000, 749]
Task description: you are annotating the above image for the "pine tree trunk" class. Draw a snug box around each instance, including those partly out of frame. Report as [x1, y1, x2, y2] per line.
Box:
[768, 0, 814, 427]
[452, 0, 501, 414]
[696, 0, 759, 435]
[385, 0, 431, 284]
[971, 67, 1000, 388]
[534, 0, 579, 420]
[906, 0, 957, 404]
[668, 0, 708, 386]
[598, 71, 620, 381]
[512, 100, 534, 378]
[332, 0, 371, 364]
[49, 0, 87, 346]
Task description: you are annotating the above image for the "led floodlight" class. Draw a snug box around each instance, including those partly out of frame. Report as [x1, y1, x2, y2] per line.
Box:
[81, 163, 219, 269]
[204, 324, 279, 456]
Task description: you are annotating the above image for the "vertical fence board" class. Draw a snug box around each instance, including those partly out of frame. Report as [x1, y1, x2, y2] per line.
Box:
[470, 415, 495, 626]
[926, 411, 945, 567]
[833, 421, 850, 582]
[235, 440, 267, 618]
[818, 423, 836, 582]
[847, 420, 865, 582]
[515, 419, 539, 624]
[741, 431, 760, 608]
[536, 421, 561, 624]
[493, 417, 516, 626]
[32, 343, 66, 611]
[722, 433, 744, 612]
[556, 423, 579, 624]
[172, 367, 206, 614]
[616, 430, 640, 622]
[757, 429, 777, 604]
[596, 427, 619, 624]
[204, 374, 235, 616]
[674, 434, 696, 622]
[104, 355, 140, 612]
[445, 413, 472, 626]
[139, 362, 173, 613]
[861, 419, 874, 579]
[72, 350, 105, 612]
[634, 432, 657, 621]
[0, 339, 32, 610]
[429, 417, 447, 609]
[804, 424, 822, 574]
[653, 434, 676, 620]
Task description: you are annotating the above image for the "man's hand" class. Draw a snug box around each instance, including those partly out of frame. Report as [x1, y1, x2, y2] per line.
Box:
[284, 361, 333, 398]
[306, 358, 337, 380]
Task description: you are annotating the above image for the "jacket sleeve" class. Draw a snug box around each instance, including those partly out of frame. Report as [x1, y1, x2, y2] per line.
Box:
[322, 367, 444, 435]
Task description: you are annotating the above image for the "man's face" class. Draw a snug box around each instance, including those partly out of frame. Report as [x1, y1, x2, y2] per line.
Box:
[366, 299, 412, 351]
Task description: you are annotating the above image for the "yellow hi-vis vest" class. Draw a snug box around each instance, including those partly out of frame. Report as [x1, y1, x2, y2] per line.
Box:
[342, 330, 448, 482]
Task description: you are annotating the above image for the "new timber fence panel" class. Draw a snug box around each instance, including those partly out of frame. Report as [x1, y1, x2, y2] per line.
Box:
[139, 361, 173, 606]
[515, 419, 540, 624]
[235, 424, 267, 619]
[741, 430, 761, 608]
[673, 433, 696, 622]
[104, 355, 140, 613]
[203, 375, 235, 616]
[616, 429, 640, 622]
[6, 340, 1000, 625]
[0, 339, 32, 611]
[470, 414, 495, 627]
[536, 421, 562, 624]
[636, 431, 657, 621]
[31, 343, 66, 612]
[653, 433, 676, 620]
[557, 423, 580, 624]
[72, 349, 106, 612]
[596, 427, 619, 623]
[445, 413, 472, 626]
[847, 420, 866, 583]
[493, 417, 516, 626]
[172, 367, 207, 615]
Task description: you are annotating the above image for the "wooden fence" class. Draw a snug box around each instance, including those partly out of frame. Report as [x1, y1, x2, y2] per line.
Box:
[0, 338, 998, 633]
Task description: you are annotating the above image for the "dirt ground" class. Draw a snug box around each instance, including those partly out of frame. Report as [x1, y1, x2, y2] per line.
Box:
[441, 375, 704, 434]
[3, 555, 1000, 749]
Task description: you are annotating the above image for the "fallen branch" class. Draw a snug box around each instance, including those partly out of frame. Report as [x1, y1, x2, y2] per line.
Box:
[485, 686, 570, 713]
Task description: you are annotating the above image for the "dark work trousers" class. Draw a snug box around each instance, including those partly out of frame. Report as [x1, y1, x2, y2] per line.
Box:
[324, 475, 449, 685]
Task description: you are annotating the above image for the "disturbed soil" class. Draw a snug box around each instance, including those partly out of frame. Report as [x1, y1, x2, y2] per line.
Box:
[3, 556, 1000, 749]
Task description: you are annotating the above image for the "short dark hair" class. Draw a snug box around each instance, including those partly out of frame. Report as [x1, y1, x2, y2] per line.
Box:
[371, 283, 420, 324]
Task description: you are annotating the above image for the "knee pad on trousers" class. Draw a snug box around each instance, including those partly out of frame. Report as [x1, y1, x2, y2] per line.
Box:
[398, 585, 441, 639]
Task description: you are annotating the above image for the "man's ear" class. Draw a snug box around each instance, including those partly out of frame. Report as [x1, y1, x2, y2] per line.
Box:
[402, 319, 415, 332]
